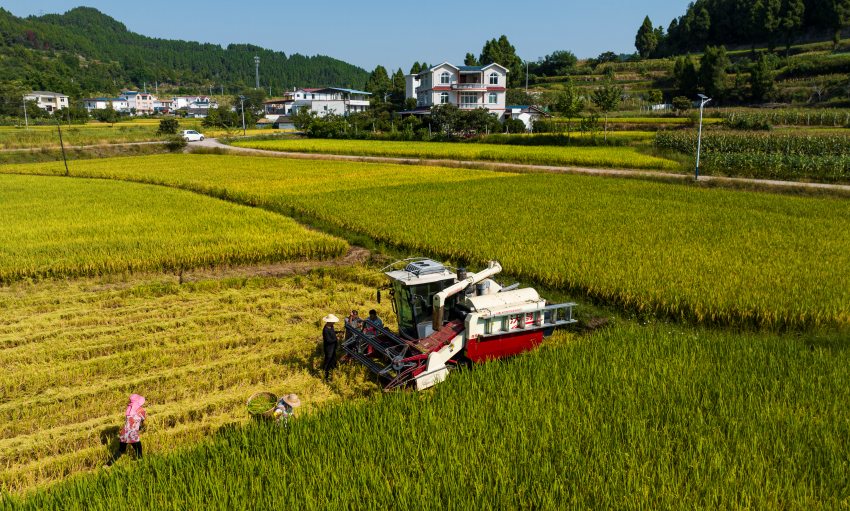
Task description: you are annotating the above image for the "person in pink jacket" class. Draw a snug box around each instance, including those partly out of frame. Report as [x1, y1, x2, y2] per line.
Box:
[106, 394, 147, 466]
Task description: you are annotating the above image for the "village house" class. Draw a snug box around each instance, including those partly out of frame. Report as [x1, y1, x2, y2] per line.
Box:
[504, 105, 551, 130]
[263, 87, 371, 120]
[24, 91, 70, 113]
[404, 62, 509, 117]
[171, 96, 218, 117]
[119, 91, 155, 114]
[82, 97, 132, 113]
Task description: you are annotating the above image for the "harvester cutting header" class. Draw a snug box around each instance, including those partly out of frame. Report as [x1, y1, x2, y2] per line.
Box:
[342, 258, 576, 390]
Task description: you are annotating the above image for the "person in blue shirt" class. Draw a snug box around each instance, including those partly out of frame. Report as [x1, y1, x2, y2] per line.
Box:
[363, 309, 383, 336]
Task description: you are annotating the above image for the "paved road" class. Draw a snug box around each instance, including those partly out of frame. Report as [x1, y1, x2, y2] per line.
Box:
[192, 137, 850, 194]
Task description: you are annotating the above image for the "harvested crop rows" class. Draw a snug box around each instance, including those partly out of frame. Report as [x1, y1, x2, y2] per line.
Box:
[0, 269, 391, 492]
[231, 138, 679, 170]
[0, 174, 347, 283]
[6, 154, 848, 329]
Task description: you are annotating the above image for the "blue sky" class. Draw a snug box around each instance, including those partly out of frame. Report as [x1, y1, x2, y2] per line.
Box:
[5, 1, 689, 71]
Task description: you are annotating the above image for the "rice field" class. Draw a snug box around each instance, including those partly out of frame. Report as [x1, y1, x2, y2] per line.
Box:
[1, 152, 848, 508]
[5, 320, 848, 509]
[4, 154, 847, 329]
[231, 138, 680, 170]
[0, 121, 272, 150]
[0, 173, 347, 283]
[0, 268, 392, 493]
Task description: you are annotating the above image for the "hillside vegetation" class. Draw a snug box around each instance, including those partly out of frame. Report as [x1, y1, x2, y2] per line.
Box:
[0, 7, 368, 100]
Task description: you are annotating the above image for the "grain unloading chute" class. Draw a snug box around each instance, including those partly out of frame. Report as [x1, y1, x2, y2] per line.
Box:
[342, 258, 576, 390]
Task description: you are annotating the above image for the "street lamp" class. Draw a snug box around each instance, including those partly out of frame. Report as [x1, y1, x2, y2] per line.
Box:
[695, 93, 711, 180]
[238, 95, 246, 136]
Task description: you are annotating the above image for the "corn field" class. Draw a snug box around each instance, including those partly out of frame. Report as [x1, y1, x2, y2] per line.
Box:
[0, 174, 347, 283]
[655, 131, 850, 182]
[4, 154, 848, 330]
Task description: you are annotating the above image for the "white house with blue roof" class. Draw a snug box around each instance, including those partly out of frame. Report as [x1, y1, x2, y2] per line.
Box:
[263, 87, 371, 120]
[404, 62, 509, 117]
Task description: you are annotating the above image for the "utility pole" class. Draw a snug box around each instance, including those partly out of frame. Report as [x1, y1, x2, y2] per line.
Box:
[695, 94, 711, 180]
[239, 95, 246, 136]
[254, 56, 261, 89]
[55, 113, 69, 176]
[525, 61, 529, 93]
[23, 96, 28, 129]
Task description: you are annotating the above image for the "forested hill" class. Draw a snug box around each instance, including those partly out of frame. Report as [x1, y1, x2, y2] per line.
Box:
[0, 6, 368, 97]
[638, 0, 850, 57]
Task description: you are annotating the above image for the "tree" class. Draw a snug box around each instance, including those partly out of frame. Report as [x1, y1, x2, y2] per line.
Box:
[410, 62, 422, 74]
[157, 118, 179, 135]
[479, 35, 524, 87]
[672, 96, 692, 114]
[590, 80, 623, 140]
[555, 79, 584, 138]
[749, 54, 776, 102]
[673, 55, 699, 97]
[647, 89, 664, 105]
[532, 50, 578, 77]
[698, 45, 729, 99]
[93, 104, 119, 125]
[635, 16, 659, 58]
[781, 0, 806, 53]
[464, 53, 478, 66]
[365, 65, 392, 101]
[693, 7, 712, 43]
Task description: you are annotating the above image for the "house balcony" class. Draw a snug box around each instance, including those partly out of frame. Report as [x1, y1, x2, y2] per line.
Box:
[459, 103, 485, 109]
[452, 83, 486, 91]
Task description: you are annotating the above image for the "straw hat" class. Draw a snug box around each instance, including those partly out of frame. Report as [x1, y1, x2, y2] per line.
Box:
[322, 313, 340, 323]
[281, 394, 301, 408]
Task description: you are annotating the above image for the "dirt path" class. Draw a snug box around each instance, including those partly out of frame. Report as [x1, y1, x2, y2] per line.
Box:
[194, 137, 850, 194]
[178, 246, 372, 283]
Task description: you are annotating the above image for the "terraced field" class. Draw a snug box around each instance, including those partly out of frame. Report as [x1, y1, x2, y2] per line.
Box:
[5, 154, 847, 329]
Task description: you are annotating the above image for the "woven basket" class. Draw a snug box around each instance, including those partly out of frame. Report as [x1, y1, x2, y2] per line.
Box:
[246, 392, 278, 417]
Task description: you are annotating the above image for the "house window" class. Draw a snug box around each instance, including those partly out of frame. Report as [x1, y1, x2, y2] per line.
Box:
[488, 93, 497, 104]
[440, 92, 449, 104]
[440, 71, 451, 84]
[460, 93, 477, 105]
[489, 72, 499, 85]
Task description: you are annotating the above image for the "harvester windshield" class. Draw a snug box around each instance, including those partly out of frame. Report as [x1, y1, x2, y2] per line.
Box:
[384, 259, 457, 339]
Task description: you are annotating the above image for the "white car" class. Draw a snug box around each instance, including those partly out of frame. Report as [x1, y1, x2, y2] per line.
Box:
[181, 130, 205, 142]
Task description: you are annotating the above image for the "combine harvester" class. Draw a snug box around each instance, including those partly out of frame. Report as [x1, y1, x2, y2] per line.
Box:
[342, 258, 576, 390]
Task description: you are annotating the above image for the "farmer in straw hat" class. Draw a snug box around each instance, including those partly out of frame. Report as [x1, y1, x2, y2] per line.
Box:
[106, 393, 146, 466]
[322, 313, 340, 381]
[274, 393, 301, 427]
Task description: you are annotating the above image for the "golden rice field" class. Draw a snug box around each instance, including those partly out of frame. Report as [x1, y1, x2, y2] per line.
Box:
[0, 268, 392, 492]
[0, 174, 347, 283]
[0, 121, 272, 150]
[231, 138, 680, 170]
[4, 154, 848, 329]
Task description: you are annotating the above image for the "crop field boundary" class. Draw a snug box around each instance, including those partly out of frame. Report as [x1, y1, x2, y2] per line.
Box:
[204, 139, 850, 198]
[5, 162, 847, 331]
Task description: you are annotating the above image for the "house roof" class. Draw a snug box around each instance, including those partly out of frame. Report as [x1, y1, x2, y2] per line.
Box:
[506, 105, 550, 116]
[319, 87, 372, 96]
[28, 91, 67, 97]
